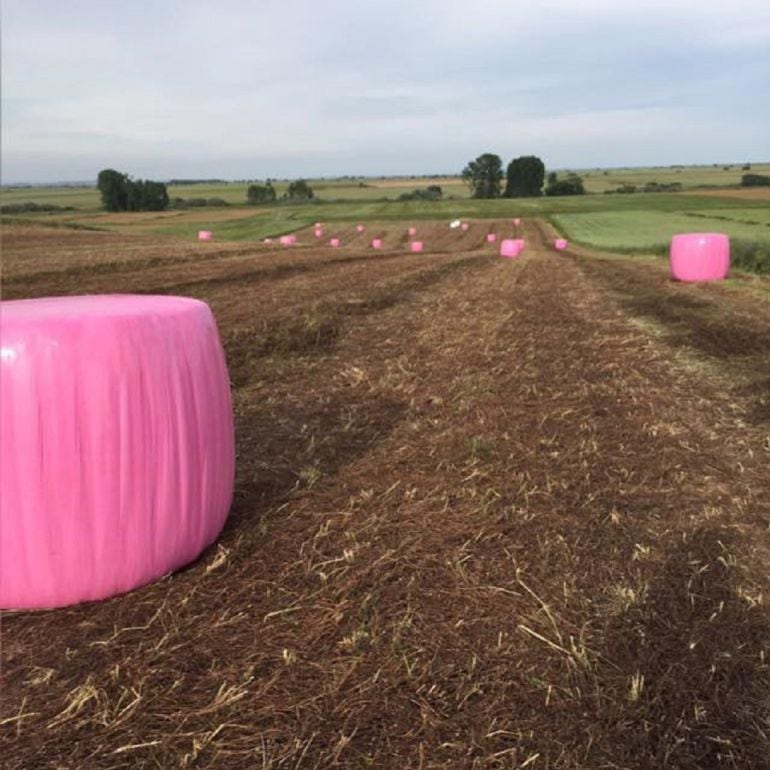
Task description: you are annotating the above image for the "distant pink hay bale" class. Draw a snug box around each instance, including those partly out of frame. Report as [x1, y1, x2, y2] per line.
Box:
[410, 241, 424, 252]
[279, 234, 296, 246]
[371, 238, 383, 249]
[486, 233, 497, 243]
[198, 230, 212, 241]
[408, 227, 417, 236]
[499, 239, 521, 258]
[329, 238, 341, 247]
[461, 223, 469, 231]
[554, 238, 568, 250]
[670, 233, 730, 282]
[513, 218, 521, 226]
[314, 228, 323, 238]
[356, 224, 365, 232]
[263, 238, 273, 244]
[0, 294, 235, 609]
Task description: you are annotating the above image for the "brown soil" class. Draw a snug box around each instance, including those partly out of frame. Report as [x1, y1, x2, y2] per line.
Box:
[2, 220, 769, 769]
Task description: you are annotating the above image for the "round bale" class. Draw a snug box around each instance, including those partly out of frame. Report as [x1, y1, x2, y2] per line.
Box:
[670, 233, 730, 282]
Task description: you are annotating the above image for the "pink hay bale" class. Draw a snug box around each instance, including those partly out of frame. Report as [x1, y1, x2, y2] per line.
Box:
[0, 294, 235, 610]
[486, 233, 497, 243]
[461, 223, 469, 231]
[555, 238, 568, 250]
[314, 228, 323, 238]
[356, 224, 365, 232]
[513, 218, 521, 226]
[329, 238, 341, 247]
[499, 239, 521, 258]
[279, 234, 296, 246]
[513, 238, 525, 252]
[371, 238, 383, 249]
[408, 226, 417, 236]
[670, 233, 730, 282]
[410, 241, 424, 252]
[198, 230, 212, 241]
[263, 238, 273, 244]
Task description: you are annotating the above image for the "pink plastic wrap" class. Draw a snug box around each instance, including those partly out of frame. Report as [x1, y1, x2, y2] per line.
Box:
[279, 235, 296, 246]
[513, 218, 521, 226]
[371, 239, 382, 249]
[410, 241, 424, 252]
[314, 228, 323, 238]
[198, 231, 212, 241]
[356, 224, 365, 232]
[670, 233, 730, 282]
[499, 239, 521, 258]
[461, 223, 469, 231]
[329, 238, 340, 247]
[555, 238, 568, 250]
[0, 294, 235, 609]
[513, 238, 525, 252]
[408, 227, 417, 236]
[486, 233, 497, 243]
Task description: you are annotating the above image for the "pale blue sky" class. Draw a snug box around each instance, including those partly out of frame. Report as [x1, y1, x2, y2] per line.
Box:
[2, 0, 769, 183]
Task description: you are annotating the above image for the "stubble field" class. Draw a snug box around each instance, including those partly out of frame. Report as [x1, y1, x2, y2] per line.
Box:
[2, 218, 770, 769]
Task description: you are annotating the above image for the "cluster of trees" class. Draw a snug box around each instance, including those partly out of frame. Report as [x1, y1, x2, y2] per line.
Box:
[246, 179, 314, 204]
[462, 154, 588, 199]
[544, 171, 585, 196]
[742, 173, 770, 187]
[398, 185, 443, 201]
[97, 169, 169, 212]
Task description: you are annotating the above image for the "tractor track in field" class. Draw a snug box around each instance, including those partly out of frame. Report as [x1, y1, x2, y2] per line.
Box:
[2, 219, 770, 769]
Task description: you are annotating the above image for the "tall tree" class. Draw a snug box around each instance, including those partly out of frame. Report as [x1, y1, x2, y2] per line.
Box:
[504, 156, 545, 197]
[97, 169, 129, 211]
[461, 153, 504, 199]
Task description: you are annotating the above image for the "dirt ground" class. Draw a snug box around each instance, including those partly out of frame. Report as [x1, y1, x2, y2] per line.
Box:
[2, 220, 769, 769]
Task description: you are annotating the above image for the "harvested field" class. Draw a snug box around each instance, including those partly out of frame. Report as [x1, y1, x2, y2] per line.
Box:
[2, 219, 769, 769]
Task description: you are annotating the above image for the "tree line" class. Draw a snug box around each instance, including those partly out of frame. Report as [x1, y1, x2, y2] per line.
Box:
[461, 154, 585, 198]
[97, 169, 170, 212]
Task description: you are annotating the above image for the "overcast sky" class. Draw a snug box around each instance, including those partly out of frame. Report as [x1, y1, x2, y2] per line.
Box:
[2, 0, 769, 183]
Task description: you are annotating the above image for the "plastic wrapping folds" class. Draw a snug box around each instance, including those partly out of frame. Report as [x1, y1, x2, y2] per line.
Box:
[198, 230, 212, 241]
[0, 294, 235, 609]
[670, 233, 730, 282]
[499, 239, 521, 258]
[410, 241, 424, 253]
[555, 238, 568, 250]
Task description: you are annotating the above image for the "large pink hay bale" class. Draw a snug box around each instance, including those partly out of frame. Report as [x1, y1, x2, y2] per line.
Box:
[329, 237, 341, 247]
[499, 239, 521, 258]
[0, 294, 235, 610]
[513, 238, 525, 252]
[371, 238, 382, 249]
[486, 233, 497, 243]
[410, 241, 424, 252]
[554, 238, 568, 250]
[198, 231, 212, 241]
[670, 233, 730, 282]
